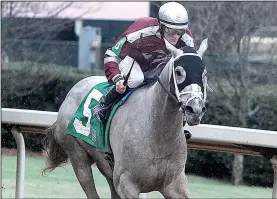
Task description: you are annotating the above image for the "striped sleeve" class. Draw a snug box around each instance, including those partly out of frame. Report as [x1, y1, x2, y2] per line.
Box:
[103, 37, 128, 82]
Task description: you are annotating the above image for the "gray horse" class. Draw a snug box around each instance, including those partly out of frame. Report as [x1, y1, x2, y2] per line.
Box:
[42, 38, 209, 199]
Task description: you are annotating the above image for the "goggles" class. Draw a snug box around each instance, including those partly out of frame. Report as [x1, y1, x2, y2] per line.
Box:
[164, 27, 186, 37]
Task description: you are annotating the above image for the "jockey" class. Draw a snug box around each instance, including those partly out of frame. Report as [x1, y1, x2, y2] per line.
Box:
[93, 2, 196, 133]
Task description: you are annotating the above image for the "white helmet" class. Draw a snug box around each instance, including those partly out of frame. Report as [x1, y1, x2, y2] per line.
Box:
[158, 2, 188, 30]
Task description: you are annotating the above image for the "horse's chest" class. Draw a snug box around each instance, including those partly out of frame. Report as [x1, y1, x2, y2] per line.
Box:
[136, 157, 186, 191]
[135, 147, 186, 184]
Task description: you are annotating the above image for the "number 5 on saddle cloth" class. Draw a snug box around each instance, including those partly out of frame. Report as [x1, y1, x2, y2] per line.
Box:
[66, 82, 143, 154]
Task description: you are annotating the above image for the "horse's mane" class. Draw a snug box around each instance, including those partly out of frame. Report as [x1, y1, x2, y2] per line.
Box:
[141, 46, 198, 87]
[143, 65, 165, 86]
[181, 46, 197, 54]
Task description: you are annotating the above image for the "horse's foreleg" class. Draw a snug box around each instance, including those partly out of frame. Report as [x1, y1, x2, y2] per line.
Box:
[161, 172, 190, 199]
[106, 176, 121, 199]
[67, 141, 99, 199]
[97, 166, 121, 199]
[114, 171, 140, 199]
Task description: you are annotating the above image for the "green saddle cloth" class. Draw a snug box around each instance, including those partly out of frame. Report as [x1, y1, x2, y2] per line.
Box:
[66, 82, 122, 153]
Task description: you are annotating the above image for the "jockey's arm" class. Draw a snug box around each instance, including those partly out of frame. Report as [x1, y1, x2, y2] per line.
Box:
[104, 17, 160, 85]
[103, 37, 129, 85]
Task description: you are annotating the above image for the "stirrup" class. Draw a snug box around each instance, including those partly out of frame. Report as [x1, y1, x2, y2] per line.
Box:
[92, 105, 106, 122]
[93, 112, 102, 122]
[92, 103, 113, 122]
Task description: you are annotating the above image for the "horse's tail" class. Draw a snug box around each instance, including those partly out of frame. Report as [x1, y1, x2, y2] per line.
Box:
[42, 122, 68, 176]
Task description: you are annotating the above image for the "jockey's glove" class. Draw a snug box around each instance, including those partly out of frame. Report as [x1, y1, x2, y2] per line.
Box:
[113, 75, 124, 84]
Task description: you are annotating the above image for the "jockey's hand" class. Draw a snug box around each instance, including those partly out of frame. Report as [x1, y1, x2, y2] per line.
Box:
[116, 80, 126, 93]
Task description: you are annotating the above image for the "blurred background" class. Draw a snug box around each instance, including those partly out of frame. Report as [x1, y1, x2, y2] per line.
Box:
[1, 1, 277, 198]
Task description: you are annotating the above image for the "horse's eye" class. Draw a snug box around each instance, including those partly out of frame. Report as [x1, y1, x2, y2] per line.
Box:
[174, 66, 186, 84]
[175, 66, 183, 76]
[176, 70, 181, 76]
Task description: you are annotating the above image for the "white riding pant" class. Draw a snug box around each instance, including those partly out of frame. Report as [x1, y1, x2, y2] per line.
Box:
[119, 56, 144, 88]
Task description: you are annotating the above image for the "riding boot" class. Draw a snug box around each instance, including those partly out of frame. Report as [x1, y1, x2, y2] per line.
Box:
[93, 86, 122, 122]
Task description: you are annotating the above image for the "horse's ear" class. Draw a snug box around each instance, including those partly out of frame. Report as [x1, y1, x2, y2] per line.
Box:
[164, 38, 183, 58]
[197, 38, 208, 58]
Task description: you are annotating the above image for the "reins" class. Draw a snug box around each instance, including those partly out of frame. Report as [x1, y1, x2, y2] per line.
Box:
[157, 53, 207, 108]
[157, 77, 181, 105]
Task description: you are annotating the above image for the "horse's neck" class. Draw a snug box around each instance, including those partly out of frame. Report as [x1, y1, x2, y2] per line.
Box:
[150, 83, 178, 118]
[146, 61, 183, 141]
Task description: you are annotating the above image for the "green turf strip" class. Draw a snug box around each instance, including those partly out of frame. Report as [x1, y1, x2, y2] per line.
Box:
[2, 155, 272, 198]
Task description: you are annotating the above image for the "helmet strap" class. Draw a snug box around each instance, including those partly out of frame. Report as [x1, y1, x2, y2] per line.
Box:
[159, 24, 166, 38]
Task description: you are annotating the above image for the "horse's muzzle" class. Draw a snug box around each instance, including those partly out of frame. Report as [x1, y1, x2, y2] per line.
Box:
[181, 103, 206, 126]
[181, 104, 206, 116]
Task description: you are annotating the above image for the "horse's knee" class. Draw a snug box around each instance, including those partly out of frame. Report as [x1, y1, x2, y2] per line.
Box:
[115, 173, 140, 199]
[162, 173, 190, 199]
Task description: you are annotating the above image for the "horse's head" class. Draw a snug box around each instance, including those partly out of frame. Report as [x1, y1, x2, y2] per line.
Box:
[164, 38, 209, 126]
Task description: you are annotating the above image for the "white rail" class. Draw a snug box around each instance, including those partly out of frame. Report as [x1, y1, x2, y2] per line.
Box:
[2, 108, 57, 127]
[2, 108, 277, 199]
[185, 124, 277, 148]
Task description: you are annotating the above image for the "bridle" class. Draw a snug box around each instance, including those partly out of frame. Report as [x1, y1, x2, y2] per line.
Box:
[158, 52, 208, 110]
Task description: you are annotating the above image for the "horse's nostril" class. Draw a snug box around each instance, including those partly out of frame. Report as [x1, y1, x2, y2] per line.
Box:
[185, 106, 194, 114]
[202, 107, 206, 113]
